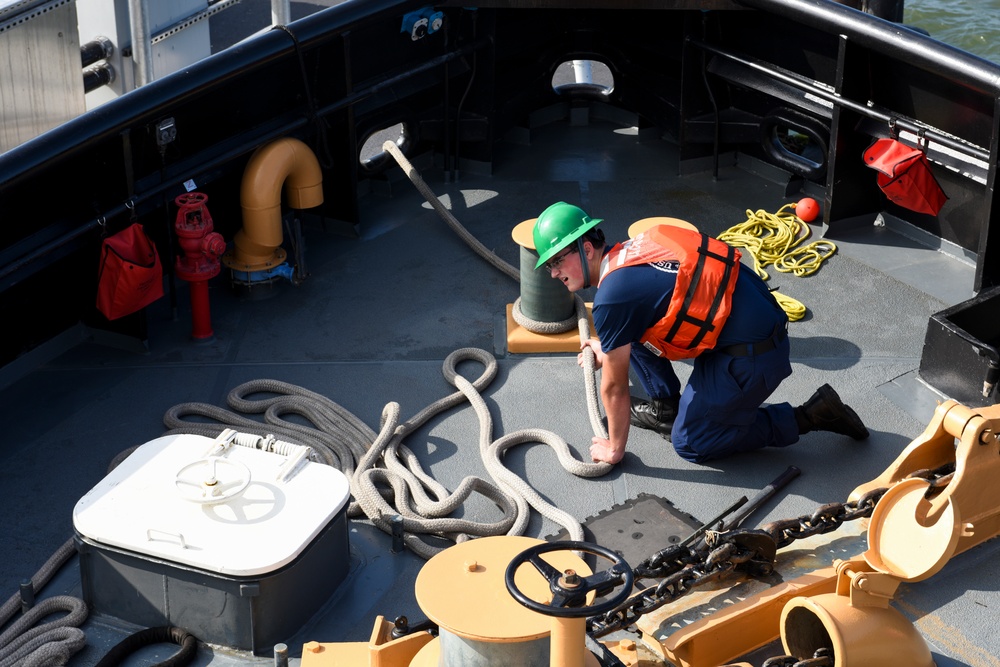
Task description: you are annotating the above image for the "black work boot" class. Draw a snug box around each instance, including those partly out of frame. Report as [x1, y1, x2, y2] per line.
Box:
[795, 384, 869, 440]
[630, 395, 680, 438]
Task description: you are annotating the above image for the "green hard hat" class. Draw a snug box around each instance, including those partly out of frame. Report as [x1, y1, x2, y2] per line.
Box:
[532, 202, 603, 269]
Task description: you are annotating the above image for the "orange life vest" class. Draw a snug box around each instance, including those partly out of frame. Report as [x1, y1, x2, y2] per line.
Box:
[598, 225, 741, 360]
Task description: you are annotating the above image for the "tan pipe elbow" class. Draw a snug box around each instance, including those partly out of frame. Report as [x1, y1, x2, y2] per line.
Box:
[225, 137, 324, 271]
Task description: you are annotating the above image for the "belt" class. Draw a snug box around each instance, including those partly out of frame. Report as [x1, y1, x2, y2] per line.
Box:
[717, 325, 787, 357]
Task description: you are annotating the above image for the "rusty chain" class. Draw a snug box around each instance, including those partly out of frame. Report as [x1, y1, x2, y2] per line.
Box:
[587, 463, 955, 637]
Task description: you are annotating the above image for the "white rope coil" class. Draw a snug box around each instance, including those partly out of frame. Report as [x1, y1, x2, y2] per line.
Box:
[164, 347, 611, 559]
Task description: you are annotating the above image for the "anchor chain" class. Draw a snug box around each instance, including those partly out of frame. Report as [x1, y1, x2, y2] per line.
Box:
[587, 530, 777, 636]
[762, 647, 834, 666]
[587, 464, 955, 637]
[757, 486, 888, 549]
[761, 461, 954, 549]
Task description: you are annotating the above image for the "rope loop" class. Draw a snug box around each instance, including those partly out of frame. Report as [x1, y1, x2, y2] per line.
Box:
[163, 346, 611, 560]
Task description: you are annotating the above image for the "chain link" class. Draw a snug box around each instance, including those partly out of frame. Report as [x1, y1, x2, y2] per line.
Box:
[763, 648, 834, 666]
[589, 530, 775, 636]
[589, 538, 750, 635]
[758, 486, 887, 549]
[588, 464, 954, 638]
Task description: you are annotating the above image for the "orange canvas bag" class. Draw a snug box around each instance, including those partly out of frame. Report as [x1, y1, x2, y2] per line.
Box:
[96, 223, 164, 320]
[863, 137, 948, 216]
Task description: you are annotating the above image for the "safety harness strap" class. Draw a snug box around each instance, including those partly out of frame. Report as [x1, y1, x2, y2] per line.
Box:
[665, 234, 740, 350]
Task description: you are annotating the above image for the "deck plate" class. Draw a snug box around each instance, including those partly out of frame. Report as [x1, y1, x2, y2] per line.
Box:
[546, 492, 702, 572]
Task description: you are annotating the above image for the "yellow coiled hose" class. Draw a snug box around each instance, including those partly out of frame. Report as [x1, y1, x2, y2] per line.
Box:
[717, 203, 836, 322]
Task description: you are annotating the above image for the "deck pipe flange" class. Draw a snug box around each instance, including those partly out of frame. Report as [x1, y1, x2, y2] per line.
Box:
[222, 137, 323, 281]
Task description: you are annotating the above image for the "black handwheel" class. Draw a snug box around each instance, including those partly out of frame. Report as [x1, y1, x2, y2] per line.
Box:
[504, 540, 633, 618]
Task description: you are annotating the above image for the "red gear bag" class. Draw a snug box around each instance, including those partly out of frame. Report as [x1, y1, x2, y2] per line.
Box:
[863, 137, 948, 216]
[96, 223, 164, 320]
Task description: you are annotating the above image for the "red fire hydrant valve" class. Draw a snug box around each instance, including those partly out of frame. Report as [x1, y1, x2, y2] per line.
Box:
[175, 192, 224, 281]
[174, 192, 225, 339]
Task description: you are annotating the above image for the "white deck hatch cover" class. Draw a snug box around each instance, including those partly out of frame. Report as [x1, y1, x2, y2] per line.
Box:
[73, 433, 350, 576]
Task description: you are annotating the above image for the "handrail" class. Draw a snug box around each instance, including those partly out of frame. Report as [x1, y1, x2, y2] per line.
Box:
[690, 39, 992, 163]
[735, 0, 1000, 92]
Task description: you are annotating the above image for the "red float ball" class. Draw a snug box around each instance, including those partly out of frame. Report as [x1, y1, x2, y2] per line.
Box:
[796, 197, 820, 223]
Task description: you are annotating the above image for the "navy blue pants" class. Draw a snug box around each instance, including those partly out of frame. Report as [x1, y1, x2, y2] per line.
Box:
[629, 336, 799, 463]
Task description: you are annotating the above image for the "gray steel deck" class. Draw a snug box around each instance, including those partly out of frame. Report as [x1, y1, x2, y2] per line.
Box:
[1, 113, 993, 666]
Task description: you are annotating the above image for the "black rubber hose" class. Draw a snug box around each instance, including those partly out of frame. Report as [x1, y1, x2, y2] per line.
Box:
[94, 626, 198, 667]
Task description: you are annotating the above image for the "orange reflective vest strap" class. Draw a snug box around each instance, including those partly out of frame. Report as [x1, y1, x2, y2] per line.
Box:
[598, 225, 741, 360]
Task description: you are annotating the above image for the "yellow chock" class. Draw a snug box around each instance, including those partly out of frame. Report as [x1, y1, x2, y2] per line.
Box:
[852, 400, 1000, 576]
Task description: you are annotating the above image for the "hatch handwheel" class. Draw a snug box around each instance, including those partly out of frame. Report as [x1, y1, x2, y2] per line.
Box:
[174, 456, 252, 504]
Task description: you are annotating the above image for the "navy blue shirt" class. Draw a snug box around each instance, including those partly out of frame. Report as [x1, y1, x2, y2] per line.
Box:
[593, 259, 786, 353]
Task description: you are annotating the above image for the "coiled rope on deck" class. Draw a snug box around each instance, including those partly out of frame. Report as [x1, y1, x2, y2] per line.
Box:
[164, 348, 611, 560]
[0, 595, 87, 667]
[511, 296, 581, 335]
[717, 202, 837, 322]
[94, 626, 197, 667]
[378, 140, 614, 533]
